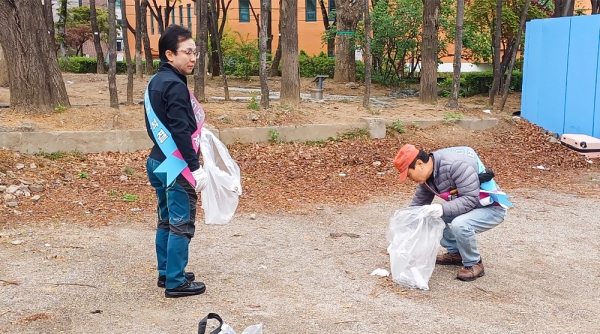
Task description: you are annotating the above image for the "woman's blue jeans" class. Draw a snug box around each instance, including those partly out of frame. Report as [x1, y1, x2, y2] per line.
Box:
[146, 157, 197, 289]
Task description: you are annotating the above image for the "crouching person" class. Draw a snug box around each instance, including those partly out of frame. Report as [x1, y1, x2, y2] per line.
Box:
[394, 144, 511, 281]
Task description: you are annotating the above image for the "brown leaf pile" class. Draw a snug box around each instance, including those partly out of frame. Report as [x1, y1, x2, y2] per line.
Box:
[1, 118, 598, 227]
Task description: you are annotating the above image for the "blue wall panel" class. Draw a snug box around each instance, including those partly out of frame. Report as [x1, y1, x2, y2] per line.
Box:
[564, 16, 600, 135]
[521, 20, 544, 125]
[522, 15, 600, 138]
[594, 31, 600, 138]
[537, 17, 571, 136]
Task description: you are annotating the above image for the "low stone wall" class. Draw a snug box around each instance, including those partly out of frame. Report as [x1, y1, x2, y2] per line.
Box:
[0, 118, 498, 153]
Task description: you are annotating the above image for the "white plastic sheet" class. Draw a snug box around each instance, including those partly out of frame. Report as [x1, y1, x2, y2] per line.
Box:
[200, 129, 242, 225]
[386, 206, 445, 290]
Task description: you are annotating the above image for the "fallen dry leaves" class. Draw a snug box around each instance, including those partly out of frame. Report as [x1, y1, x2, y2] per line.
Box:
[1, 118, 599, 227]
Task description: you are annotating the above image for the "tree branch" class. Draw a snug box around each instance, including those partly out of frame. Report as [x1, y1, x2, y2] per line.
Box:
[219, 0, 233, 37]
[250, 1, 260, 30]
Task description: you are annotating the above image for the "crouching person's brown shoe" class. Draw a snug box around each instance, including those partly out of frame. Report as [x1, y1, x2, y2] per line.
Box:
[436, 252, 463, 265]
[456, 262, 485, 281]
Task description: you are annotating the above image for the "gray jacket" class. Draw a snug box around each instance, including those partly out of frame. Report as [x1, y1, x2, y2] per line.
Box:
[409, 148, 483, 216]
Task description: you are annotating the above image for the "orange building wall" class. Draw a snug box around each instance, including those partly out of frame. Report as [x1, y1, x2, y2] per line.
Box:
[125, 0, 333, 59]
[126, 0, 594, 62]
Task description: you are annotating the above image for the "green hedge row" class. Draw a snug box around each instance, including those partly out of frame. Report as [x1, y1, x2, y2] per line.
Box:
[439, 71, 523, 97]
[462, 71, 523, 96]
[59, 54, 365, 81]
[58, 56, 521, 96]
[58, 57, 160, 74]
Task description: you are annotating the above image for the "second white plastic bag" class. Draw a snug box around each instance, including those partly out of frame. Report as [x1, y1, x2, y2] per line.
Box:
[386, 206, 445, 290]
[200, 129, 242, 225]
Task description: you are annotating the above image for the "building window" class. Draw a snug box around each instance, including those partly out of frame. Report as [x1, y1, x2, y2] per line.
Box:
[151, 13, 155, 35]
[171, 7, 176, 26]
[306, 0, 317, 22]
[328, 0, 336, 21]
[187, 4, 192, 30]
[239, 0, 250, 22]
[179, 5, 183, 26]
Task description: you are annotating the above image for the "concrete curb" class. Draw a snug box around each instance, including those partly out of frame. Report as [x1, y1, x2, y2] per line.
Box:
[0, 118, 498, 153]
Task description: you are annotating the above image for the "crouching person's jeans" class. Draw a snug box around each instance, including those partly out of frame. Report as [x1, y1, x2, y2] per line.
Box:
[441, 205, 507, 267]
[146, 157, 198, 289]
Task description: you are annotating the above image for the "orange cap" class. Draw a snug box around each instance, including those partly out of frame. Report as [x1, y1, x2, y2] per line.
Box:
[394, 144, 419, 182]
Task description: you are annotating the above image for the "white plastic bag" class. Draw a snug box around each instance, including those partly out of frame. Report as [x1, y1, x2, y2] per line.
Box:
[386, 206, 445, 290]
[200, 129, 242, 225]
[198, 313, 262, 334]
[219, 323, 263, 334]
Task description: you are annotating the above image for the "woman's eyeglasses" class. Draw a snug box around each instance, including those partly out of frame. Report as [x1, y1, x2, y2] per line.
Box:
[177, 49, 199, 59]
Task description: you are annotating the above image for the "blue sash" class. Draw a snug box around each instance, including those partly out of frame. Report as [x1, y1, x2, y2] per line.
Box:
[145, 75, 204, 186]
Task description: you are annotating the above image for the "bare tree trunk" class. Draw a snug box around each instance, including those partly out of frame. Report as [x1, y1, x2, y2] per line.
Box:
[218, 0, 232, 36]
[334, 0, 364, 83]
[362, 0, 371, 108]
[270, 9, 282, 77]
[0, 0, 70, 112]
[57, 0, 67, 61]
[147, 0, 175, 32]
[419, 0, 440, 104]
[488, 0, 502, 106]
[208, 0, 220, 77]
[141, 0, 154, 75]
[592, 0, 600, 14]
[148, 0, 165, 34]
[208, 0, 229, 100]
[108, 0, 119, 108]
[270, 41, 282, 77]
[267, 5, 272, 53]
[90, 0, 106, 74]
[500, 0, 530, 111]
[249, 1, 260, 31]
[259, 0, 270, 109]
[280, 0, 300, 106]
[205, 0, 232, 77]
[0, 45, 7, 87]
[561, 0, 573, 16]
[195, 0, 209, 100]
[318, 0, 335, 57]
[447, 0, 464, 109]
[42, 0, 55, 50]
[500, 37, 514, 71]
[121, 0, 134, 105]
[162, 0, 178, 31]
[554, 0, 574, 17]
[135, 0, 143, 80]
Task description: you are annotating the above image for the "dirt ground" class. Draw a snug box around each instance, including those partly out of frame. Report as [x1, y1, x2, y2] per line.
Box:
[1, 73, 599, 333]
[1, 190, 600, 333]
[0, 73, 520, 132]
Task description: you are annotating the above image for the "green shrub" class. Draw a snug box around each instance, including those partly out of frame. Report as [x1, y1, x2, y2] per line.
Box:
[223, 33, 260, 79]
[438, 77, 467, 98]
[461, 71, 522, 97]
[299, 51, 335, 78]
[58, 56, 160, 74]
[58, 57, 97, 73]
[298, 51, 365, 82]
